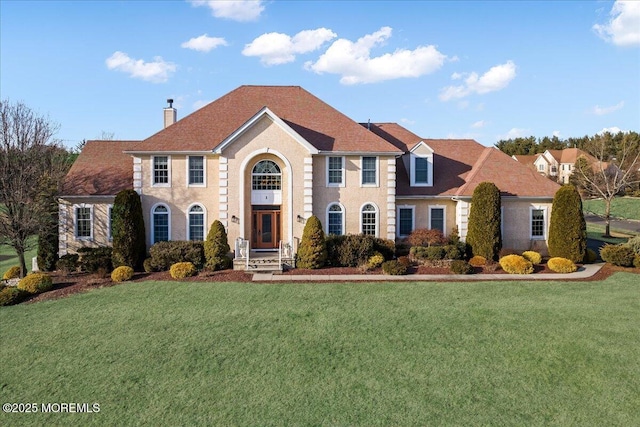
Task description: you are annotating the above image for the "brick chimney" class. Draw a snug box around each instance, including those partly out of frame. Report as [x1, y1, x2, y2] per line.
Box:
[163, 99, 177, 128]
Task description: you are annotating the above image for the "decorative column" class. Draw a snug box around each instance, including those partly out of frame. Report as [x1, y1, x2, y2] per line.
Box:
[218, 156, 228, 228]
[303, 157, 313, 219]
[386, 158, 396, 240]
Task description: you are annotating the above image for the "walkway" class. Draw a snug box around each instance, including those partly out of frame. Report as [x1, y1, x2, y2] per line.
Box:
[252, 263, 605, 282]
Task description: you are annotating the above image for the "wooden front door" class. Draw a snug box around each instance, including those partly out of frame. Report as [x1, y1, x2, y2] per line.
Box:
[252, 208, 281, 249]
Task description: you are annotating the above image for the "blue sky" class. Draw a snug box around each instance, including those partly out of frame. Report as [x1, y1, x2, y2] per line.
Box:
[1, 0, 638, 148]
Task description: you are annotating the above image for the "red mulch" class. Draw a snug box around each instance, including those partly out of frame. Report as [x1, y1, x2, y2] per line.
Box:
[20, 263, 634, 305]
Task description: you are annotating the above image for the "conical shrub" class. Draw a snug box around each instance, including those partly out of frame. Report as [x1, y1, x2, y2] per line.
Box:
[205, 220, 231, 270]
[296, 215, 327, 269]
[548, 185, 586, 263]
[466, 182, 502, 261]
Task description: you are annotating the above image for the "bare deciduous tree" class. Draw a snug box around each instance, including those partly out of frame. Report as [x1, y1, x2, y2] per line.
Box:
[0, 100, 72, 277]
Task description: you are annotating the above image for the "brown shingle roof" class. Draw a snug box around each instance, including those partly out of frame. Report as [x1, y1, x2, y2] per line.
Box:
[133, 86, 402, 154]
[62, 140, 138, 196]
[370, 123, 560, 198]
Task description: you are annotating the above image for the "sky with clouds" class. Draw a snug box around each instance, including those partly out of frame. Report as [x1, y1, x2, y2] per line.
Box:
[1, 0, 638, 147]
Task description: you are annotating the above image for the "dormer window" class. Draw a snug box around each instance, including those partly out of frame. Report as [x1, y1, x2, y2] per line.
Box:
[409, 142, 434, 187]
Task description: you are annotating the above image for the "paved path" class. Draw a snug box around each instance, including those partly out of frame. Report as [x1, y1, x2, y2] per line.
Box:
[253, 263, 605, 282]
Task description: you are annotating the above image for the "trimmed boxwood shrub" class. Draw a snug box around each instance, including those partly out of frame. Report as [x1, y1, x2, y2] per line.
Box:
[17, 273, 53, 294]
[467, 182, 502, 261]
[56, 254, 79, 274]
[522, 251, 542, 265]
[584, 248, 598, 264]
[204, 220, 232, 271]
[78, 247, 113, 273]
[111, 266, 134, 282]
[382, 260, 407, 275]
[0, 287, 28, 306]
[600, 244, 635, 267]
[112, 189, 146, 270]
[170, 262, 197, 279]
[499, 254, 533, 274]
[548, 185, 586, 263]
[373, 238, 396, 261]
[623, 236, 640, 255]
[296, 216, 328, 269]
[634, 254, 640, 269]
[148, 241, 205, 271]
[547, 257, 578, 273]
[367, 252, 385, 269]
[3, 266, 21, 280]
[469, 255, 487, 267]
[450, 260, 474, 274]
[326, 234, 375, 267]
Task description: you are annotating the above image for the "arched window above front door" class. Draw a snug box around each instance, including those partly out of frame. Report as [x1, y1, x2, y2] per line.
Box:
[252, 160, 281, 190]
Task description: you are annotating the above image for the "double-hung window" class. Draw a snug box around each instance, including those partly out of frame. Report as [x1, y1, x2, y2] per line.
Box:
[74, 205, 93, 240]
[152, 205, 170, 243]
[188, 156, 204, 186]
[327, 156, 345, 187]
[361, 156, 377, 186]
[397, 206, 414, 237]
[530, 208, 546, 239]
[429, 206, 445, 233]
[188, 205, 205, 241]
[361, 203, 377, 236]
[153, 156, 170, 185]
[327, 203, 344, 235]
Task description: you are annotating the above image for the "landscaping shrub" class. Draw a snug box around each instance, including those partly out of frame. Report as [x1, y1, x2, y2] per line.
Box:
[170, 262, 197, 279]
[143, 258, 157, 273]
[397, 256, 412, 267]
[296, 216, 328, 269]
[469, 255, 487, 267]
[204, 220, 232, 271]
[548, 185, 586, 263]
[522, 251, 542, 265]
[56, 254, 79, 274]
[585, 248, 598, 264]
[547, 257, 578, 273]
[3, 266, 21, 280]
[111, 266, 134, 282]
[148, 241, 205, 271]
[466, 182, 502, 260]
[37, 228, 58, 272]
[78, 247, 113, 273]
[367, 252, 385, 269]
[600, 244, 635, 267]
[623, 235, 640, 255]
[111, 189, 146, 270]
[410, 246, 445, 261]
[373, 238, 396, 260]
[634, 254, 640, 269]
[408, 228, 446, 247]
[443, 244, 464, 260]
[0, 287, 27, 306]
[382, 260, 407, 275]
[450, 260, 474, 274]
[326, 234, 375, 267]
[17, 273, 53, 294]
[499, 254, 533, 274]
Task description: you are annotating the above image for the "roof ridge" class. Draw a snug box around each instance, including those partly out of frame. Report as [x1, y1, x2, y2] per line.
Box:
[455, 146, 495, 196]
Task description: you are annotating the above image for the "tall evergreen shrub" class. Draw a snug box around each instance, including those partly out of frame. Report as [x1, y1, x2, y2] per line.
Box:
[204, 220, 232, 270]
[111, 189, 146, 269]
[548, 185, 587, 263]
[296, 215, 327, 269]
[466, 181, 502, 260]
[36, 177, 59, 271]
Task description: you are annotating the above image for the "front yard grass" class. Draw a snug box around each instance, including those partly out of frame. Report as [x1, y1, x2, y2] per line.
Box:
[1, 274, 639, 426]
[0, 238, 38, 275]
[583, 197, 640, 221]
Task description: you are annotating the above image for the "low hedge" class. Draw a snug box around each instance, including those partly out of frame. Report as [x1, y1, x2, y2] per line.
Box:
[547, 257, 577, 273]
[326, 234, 377, 267]
[17, 273, 53, 294]
[56, 254, 79, 274]
[469, 255, 487, 267]
[499, 254, 533, 274]
[600, 245, 635, 267]
[584, 248, 598, 264]
[170, 262, 197, 279]
[450, 260, 474, 275]
[77, 247, 113, 273]
[111, 266, 134, 282]
[0, 287, 28, 306]
[148, 241, 205, 271]
[381, 260, 407, 275]
[2, 266, 21, 280]
[522, 251, 542, 265]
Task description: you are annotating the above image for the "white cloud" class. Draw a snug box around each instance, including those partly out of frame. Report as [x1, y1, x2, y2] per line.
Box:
[591, 101, 625, 115]
[105, 51, 176, 83]
[498, 127, 530, 140]
[439, 61, 517, 101]
[457, 100, 470, 109]
[305, 26, 447, 85]
[593, 1, 640, 46]
[181, 34, 227, 52]
[189, 0, 264, 22]
[598, 126, 624, 134]
[242, 28, 337, 65]
[471, 120, 486, 129]
[552, 130, 562, 138]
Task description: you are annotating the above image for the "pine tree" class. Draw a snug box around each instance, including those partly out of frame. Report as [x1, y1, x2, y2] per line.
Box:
[111, 189, 146, 269]
[548, 184, 586, 262]
[466, 182, 502, 261]
[296, 215, 327, 269]
[204, 220, 232, 270]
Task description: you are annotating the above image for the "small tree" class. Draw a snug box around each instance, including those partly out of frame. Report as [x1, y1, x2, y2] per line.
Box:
[36, 176, 60, 271]
[548, 185, 586, 263]
[296, 215, 327, 269]
[204, 220, 231, 270]
[466, 182, 502, 261]
[111, 189, 146, 270]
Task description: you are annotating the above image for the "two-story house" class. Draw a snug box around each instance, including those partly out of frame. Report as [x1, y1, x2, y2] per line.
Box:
[59, 85, 561, 265]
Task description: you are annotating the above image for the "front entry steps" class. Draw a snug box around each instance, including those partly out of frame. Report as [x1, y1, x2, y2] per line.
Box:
[233, 251, 294, 272]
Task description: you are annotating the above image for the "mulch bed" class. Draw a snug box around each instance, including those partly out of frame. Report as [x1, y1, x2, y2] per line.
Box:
[19, 263, 634, 305]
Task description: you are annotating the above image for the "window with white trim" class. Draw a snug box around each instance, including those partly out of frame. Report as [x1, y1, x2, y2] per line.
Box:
[153, 156, 170, 185]
[74, 205, 93, 240]
[152, 204, 170, 243]
[252, 160, 281, 190]
[530, 207, 546, 239]
[188, 156, 205, 186]
[188, 205, 205, 241]
[411, 153, 433, 186]
[397, 206, 415, 237]
[429, 206, 445, 233]
[361, 156, 377, 186]
[327, 203, 344, 235]
[538, 164, 544, 171]
[361, 203, 377, 236]
[327, 156, 345, 187]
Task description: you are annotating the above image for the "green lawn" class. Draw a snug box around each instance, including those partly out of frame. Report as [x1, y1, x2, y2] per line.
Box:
[583, 197, 640, 221]
[586, 223, 633, 245]
[1, 275, 639, 426]
[0, 238, 38, 276]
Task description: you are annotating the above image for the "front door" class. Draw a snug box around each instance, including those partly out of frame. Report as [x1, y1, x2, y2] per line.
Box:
[252, 208, 281, 249]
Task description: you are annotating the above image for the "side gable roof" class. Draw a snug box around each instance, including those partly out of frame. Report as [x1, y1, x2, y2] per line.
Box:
[62, 140, 138, 196]
[132, 86, 401, 154]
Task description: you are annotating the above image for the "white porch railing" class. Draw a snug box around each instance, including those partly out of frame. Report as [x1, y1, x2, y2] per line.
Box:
[235, 237, 250, 270]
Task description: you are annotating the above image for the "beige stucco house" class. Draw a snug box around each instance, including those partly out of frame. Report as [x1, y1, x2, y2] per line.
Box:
[515, 148, 600, 184]
[59, 85, 561, 264]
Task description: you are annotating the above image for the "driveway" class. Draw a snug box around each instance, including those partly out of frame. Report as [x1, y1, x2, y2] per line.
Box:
[584, 214, 640, 234]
